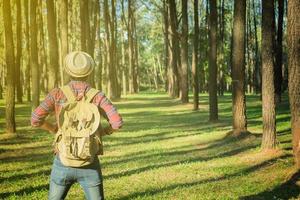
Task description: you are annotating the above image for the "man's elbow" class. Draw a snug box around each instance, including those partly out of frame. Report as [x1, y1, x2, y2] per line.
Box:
[111, 119, 123, 131]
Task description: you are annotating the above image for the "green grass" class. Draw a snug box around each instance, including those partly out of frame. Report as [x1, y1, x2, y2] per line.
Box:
[0, 92, 298, 200]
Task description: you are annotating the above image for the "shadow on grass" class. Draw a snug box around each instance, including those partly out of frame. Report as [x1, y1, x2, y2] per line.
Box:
[0, 184, 49, 199]
[114, 154, 292, 200]
[239, 170, 300, 200]
[104, 137, 259, 180]
[104, 133, 258, 169]
[0, 168, 51, 184]
[105, 121, 230, 148]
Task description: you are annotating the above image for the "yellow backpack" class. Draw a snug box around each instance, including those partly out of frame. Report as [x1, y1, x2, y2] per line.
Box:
[54, 85, 102, 167]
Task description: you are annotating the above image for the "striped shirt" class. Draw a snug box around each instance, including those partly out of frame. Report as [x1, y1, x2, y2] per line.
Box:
[31, 81, 123, 131]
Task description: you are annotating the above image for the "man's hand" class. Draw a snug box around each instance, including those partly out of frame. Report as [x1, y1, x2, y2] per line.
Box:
[40, 121, 58, 134]
[97, 126, 114, 136]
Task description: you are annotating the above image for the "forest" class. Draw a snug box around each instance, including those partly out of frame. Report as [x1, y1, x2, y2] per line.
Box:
[0, 0, 300, 199]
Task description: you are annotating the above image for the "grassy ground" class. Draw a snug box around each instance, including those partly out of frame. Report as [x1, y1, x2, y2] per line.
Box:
[0, 92, 299, 200]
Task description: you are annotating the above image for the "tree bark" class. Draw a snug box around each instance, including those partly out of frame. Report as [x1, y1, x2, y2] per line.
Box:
[287, 0, 300, 168]
[16, 0, 23, 103]
[24, 0, 31, 102]
[37, 1, 48, 95]
[30, 0, 40, 110]
[168, 0, 180, 98]
[274, 0, 284, 104]
[231, 0, 247, 136]
[192, 0, 199, 110]
[133, 13, 139, 93]
[180, 0, 189, 103]
[261, 0, 277, 150]
[3, 0, 16, 134]
[109, 0, 120, 99]
[163, 0, 169, 92]
[128, 0, 134, 94]
[96, 0, 103, 91]
[46, 0, 59, 90]
[252, 0, 261, 94]
[60, 0, 69, 84]
[80, 0, 88, 52]
[208, 0, 218, 121]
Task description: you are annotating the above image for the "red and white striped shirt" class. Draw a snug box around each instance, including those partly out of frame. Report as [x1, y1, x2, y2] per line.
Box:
[31, 81, 123, 131]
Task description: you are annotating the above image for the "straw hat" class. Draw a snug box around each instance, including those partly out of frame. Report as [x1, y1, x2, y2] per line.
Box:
[64, 51, 94, 78]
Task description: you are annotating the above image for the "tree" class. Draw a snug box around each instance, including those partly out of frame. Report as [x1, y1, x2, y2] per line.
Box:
[80, 0, 89, 52]
[287, 0, 300, 167]
[109, 0, 120, 98]
[60, 0, 69, 84]
[252, 0, 261, 94]
[261, 0, 276, 150]
[180, 0, 189, 103]
[231, 0, 247, 136]
[208, 0, 218, 121]
[192, 0, 199, 110]
[168, 0, 180, 98]
[37, 0, 48, 95]
[274, 0, 284, 104]
[103, 0, 119, 99]
[128, 0, 138, 94]
[46, 0, 59, 90]
[3, 0, 16, 134]
[16, 0, 23, 103]
[24, 0, 31, 101]
[30, 0, 40, 109]
[163, 0, 169, 92]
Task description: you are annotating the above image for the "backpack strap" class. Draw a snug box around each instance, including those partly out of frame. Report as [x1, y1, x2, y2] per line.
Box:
[60, 85, 76, 103]
[85, 88, 99, 103]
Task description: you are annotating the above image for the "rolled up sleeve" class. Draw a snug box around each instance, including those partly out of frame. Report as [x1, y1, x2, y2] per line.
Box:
[94, 92, 123, 130]
[31, 88, 57, 127]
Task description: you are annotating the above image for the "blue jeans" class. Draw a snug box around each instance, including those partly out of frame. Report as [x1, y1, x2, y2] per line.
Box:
[48, 156, 104, 200]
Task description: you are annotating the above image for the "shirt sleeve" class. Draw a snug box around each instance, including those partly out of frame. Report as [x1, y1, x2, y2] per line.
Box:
[31, 88, 58, 127]
[94, 92, 123, 130]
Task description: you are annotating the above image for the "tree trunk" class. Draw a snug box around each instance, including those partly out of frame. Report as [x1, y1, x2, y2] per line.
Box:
[37, 1, 47, 95]
[133, 13, 139, 93]
[30, 0, 40, 110]
[192, 0, 199, 110]
[218, 0, 225, 96]
[231, 0, 247, 136]
[274, 0, 284, 104]
[287, 0, 300, 168]
[261, 0, 277, 150]
[208, 0, 218, 121]
[24, 0, 31, 102]
[46, 0, 59, 90]
[80, 0, 88, 52]
[168, 0, 180, 98]
[60, 0, 69, 84]
[180, 0, 189, 103]
[128, 0, 134, 94]
[3, 0, 16, 134]
[109, 0, 119, 99]
[96, 0, 103, 91]
[253, 0, 261, 94]
[16, 0, 23, 103]
[163, 0, 169, 92]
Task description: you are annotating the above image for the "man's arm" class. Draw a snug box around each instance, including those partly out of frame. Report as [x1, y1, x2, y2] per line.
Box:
[95, 92, 123, 135]
[31, 88, 57, 133]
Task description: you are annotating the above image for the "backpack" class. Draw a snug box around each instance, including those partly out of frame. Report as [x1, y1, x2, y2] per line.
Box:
[53, 85, 102, 167]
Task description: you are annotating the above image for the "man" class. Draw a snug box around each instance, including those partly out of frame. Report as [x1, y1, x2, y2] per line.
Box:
[31, 51, 123, 200]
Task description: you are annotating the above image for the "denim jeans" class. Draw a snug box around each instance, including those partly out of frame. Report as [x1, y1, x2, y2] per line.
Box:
[48, 155, 104, 200]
